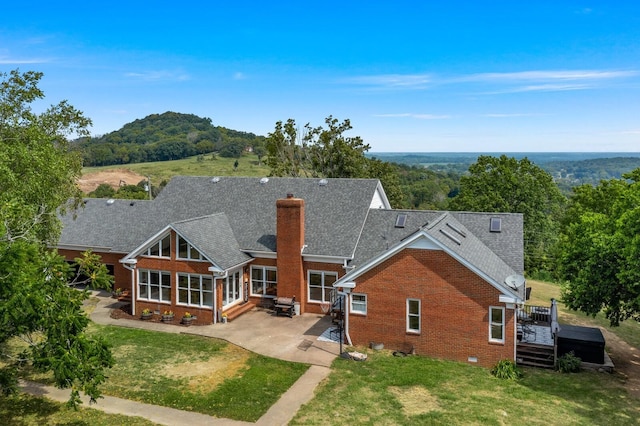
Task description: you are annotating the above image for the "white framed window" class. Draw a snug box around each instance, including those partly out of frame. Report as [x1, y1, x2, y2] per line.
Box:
[222, 270, 242, 307]
[146, 234, 171, 258]
[407, 298, 421, 333]
[251, 266, 277, 297]
[351, 293, 367, 315]
[138, 269, 171, 303]
[177, 273, 214, 307]
[176, 235, 204, 261]
[489, 306, 505, 343]
[308, 271, 338, 303]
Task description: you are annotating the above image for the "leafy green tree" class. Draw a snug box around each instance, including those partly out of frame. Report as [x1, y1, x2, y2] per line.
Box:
[0, 70, 113, 406]
[449, 155, 566, 272]
[556, 170, 640, 326]
[265, 116, 404, 207]
[89, 183, 117, 198]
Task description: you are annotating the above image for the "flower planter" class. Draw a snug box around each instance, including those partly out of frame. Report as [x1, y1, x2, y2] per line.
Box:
[141, 312, 153, 320]
[161, 315, 174, 323]
[182, 316, 193, 326]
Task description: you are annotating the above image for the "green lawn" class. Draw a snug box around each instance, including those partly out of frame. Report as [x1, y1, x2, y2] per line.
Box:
[291, 349, 638, 425]
[83, 152, 270, 184]
[291, 279, 640, 425]
[0, 393, 159, 426]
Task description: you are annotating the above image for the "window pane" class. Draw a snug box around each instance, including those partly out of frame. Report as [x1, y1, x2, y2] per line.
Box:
[491, 308, 503, 323]
[309, 273, 322, 286]
[161, 273, 171, 287]
[139, 283, 148, 298]
[491, 324, 503, 340]
[266, 269, 277, 282]
[325, 273, 337, 286]
[161, 235, 171, 256]
[178, 274, 188, 289]
[149, 242, 160, 256]
[178, 288, 188, 304]
[178, 236, 188, 258]
[322, 286, 332, 303]
[252, 267, 263, 281]
[409, 316, 420, 330]
[202, 277, 213, 291]
[150, 272, 159, 285]
[203, 291, 213, 307]
[408, 300, 419, 315]
[150, 286, 159, 300]
[266, 282, 277, 296]
[190, 245, 200, 260]
[139, 271, 148, 284]
[160, 286, 171, 302]
[191, 290, 201, 305]
[309, 286, 323, 301]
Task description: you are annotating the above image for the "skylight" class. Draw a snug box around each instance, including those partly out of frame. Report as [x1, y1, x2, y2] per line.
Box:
[395, 213, 407, 228]
[490, 217, 502, 232]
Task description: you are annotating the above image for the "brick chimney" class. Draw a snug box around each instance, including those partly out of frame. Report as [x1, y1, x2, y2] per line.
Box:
[276, 193, 305, 312]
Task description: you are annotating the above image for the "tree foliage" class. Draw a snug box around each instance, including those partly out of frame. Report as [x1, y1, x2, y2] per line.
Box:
[448, 155, 566, 272]
[0, 70, 113, 406]
[265, 116, 404, 207]
[556, 170, 640, 326]
[77, 111, 264, 165]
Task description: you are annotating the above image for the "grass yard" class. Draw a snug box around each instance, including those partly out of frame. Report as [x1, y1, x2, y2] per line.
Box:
[0, 393, 158, 426]
[291, 279, 640, 425]
[93, 325, 308, 422]
[291, 350, 639, 425]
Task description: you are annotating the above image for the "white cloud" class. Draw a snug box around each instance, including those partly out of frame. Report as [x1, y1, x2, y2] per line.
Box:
[233, 72, 246, 80]
[374, 113, 451, 120]
[0, 57, 49, 64]
[124, 70, 190, 82]
[346, 74, 431, 89]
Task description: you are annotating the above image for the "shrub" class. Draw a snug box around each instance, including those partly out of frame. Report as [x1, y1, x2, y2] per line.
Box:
[557, 351, 581, 373]
[491, 359, 522, 380]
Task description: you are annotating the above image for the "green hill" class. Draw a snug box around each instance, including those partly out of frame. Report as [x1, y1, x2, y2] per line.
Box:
[75, 111, 266, 166]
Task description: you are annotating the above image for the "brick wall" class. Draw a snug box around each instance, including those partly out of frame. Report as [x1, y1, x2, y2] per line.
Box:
[276, 195, 305, 307]
[57, 249, 129, 291]
[349, 248, 515, 367]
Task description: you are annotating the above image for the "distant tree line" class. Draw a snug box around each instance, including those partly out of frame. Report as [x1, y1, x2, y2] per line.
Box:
[75, 111, 266, 166]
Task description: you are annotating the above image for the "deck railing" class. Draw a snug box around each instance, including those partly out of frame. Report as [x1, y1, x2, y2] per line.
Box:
[517, 304, 551, 326]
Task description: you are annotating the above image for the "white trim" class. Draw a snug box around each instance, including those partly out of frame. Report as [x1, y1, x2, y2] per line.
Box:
[335, 230, 521, 303]
[489, 306, 505, 343]
[307, 270, 338, 303]
[57, 244, 116, 252]
[245, 250, 278, 259]
[350, 293, 367, 315]
[302, 254, 350, 264]
[407, 298, 421, 333]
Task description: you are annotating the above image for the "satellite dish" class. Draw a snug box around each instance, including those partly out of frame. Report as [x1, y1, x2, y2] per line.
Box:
[505, 274, 525, 289]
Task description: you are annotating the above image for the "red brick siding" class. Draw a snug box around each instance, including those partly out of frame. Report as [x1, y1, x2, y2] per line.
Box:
[276, 197, 305, 304]
[302, 261, 345, 314]
[349, 248, 515, 367]
[57, 249, 130, 292]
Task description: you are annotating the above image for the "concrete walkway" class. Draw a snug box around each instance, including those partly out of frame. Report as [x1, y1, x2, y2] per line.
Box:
[19, 291, 338, 425]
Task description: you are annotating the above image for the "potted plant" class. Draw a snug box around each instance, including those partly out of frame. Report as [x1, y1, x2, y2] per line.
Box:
[221, 313, 228, 323]
[161, 310, 174, 323]
[182, 311, 193, 326]
[141, 308, 153, 320]
[112, 287, 124, 298]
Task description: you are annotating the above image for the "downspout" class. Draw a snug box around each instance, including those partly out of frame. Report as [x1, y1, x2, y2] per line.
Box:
[120, 259, 137, 316]
[344, 293, 353, 346]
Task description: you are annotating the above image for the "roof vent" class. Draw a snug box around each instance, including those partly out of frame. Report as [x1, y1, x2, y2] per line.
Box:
[259, 177, 269, 185]
[318, 178, 328, 186]
[211, 177, 221, 183]
[129, 202, 135, 206]
[106, 199, 115, 205]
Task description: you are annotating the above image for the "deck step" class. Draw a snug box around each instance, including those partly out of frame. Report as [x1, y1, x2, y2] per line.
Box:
[517, 343, 555, 369]
[224, 302, 256, 322]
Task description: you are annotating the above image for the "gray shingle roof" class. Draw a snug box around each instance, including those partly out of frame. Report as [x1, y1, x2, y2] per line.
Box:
[171, 214, 252, 270]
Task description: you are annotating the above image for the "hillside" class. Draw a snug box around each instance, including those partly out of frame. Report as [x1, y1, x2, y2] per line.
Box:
[75, 111, 266, 166]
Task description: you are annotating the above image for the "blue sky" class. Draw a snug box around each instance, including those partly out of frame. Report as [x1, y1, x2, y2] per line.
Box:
[2, 1, 639, 152]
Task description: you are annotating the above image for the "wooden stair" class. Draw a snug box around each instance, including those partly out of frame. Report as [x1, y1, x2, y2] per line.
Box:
[517, 343, 555, 369]
[223, 301, 256, 322]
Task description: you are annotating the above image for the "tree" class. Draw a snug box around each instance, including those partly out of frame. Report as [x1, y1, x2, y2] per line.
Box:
[0, 70, 113, 406]
[265, 116, 405, 207]
[448, 155, 566, 272]
[556, 170, 640, 326]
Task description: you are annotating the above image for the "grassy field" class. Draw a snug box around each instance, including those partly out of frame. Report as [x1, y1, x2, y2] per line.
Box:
[11, 323, 308, 423]
[83, 152, 270, 184]
[290, 279, 640, 425]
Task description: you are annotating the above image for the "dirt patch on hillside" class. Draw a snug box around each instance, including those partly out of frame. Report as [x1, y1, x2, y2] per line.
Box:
[78, 169, 147, 193]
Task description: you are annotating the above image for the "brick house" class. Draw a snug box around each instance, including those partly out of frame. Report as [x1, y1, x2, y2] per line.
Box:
[58, 176, 525, 367]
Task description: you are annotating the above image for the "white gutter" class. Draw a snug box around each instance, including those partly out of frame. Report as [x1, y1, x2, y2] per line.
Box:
[119, 258, 138, 315]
